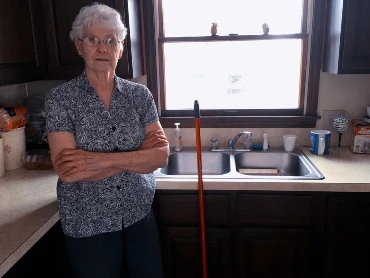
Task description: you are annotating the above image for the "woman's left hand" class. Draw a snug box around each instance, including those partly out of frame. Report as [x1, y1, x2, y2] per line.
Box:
[54, 148, 107, 178]
[139, 130, 168, 150]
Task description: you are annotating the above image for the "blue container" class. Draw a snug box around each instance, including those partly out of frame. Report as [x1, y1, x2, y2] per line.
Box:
[310, 130, 331, 155]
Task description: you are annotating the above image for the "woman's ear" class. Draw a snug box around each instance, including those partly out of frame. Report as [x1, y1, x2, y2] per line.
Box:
[118, 41, 125, 59]
[74, 40, 82, 56]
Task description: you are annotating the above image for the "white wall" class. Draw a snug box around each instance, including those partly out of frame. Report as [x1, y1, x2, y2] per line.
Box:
[1, 72, 370, 148]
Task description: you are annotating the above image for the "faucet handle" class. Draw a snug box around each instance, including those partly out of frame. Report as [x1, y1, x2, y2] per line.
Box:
[228, 139, 233, 148]
[243, 137, 253, 149]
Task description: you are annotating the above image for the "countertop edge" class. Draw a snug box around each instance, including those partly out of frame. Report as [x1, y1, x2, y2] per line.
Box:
[155, 181, 370, 192]
[0, 212, 60, 277]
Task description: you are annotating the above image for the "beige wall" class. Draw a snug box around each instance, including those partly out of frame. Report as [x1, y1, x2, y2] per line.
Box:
[1, 72, 369, 148]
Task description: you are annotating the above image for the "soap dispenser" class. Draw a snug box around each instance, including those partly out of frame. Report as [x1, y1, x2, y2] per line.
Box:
[174, 123, 183, 151]
[263, 134, 269, 151]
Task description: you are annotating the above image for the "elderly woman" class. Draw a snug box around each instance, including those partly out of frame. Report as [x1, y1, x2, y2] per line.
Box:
[43, 3, 169, 278]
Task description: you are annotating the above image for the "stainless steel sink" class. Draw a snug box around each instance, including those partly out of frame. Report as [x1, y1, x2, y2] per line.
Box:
[160, 151, 231, 175]
[234, 151, 319, 177]
[155, 147, 324, 180]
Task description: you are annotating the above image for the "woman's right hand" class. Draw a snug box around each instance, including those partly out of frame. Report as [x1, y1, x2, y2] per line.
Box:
[139, 130, 168, 150]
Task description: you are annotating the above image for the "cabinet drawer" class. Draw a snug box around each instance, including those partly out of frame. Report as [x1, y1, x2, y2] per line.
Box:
[237, 194, 313, 227]
[154, 194, 230, 227]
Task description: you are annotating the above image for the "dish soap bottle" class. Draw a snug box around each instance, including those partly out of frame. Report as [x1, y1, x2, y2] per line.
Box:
[174, 123, 183, 151]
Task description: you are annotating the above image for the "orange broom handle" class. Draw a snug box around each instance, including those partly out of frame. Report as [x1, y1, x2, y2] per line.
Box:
[194, 100, 208, 278]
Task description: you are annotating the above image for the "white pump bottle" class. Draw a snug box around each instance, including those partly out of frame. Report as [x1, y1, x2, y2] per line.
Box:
[174, 123, 183, 151]
[263, 134, 269, 151]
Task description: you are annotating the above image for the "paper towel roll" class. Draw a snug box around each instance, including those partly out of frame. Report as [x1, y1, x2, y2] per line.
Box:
[0, 136, 4, 177]
[0, 127, 26, 170]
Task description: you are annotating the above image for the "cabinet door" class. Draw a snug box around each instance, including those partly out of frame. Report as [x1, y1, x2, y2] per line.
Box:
[325, 197, 370, 277]
[160, 227, 231, 278]
[236, 228, 311, 278]
[0, 0, 47, 85]
[42, 0, 144, 80]
[323, 0, 370, 74]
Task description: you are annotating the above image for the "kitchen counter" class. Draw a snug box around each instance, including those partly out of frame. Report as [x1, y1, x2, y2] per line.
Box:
[1, 146, 370, 276]
[0, 170, 59, 277]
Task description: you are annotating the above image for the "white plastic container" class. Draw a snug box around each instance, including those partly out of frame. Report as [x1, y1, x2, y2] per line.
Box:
[0, 126, 26, 170]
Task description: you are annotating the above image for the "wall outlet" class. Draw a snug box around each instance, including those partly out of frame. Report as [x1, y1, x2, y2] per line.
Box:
[322, 110, 345, 130]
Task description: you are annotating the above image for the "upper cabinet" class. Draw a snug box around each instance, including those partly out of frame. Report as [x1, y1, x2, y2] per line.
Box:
[0, 0, 144, 85]
[323, 0, 370, 74]
[42, 0, 144, 80]
[0, 0, 47, 86]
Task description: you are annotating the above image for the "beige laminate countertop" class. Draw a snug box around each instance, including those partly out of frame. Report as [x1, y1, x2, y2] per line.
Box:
[0, 170, 59, 277]
[156, 147, 370, 192]
[0, 146, 370, 276]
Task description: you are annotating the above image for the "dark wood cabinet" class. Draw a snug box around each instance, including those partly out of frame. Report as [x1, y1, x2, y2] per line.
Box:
[234, 194, 314, 278]
[324, 196, 370, 278]
[0, 0, 47, 86]
[323, 0, 370, 74]
[153, 192, 316, 278]
[0, 0, 144, 85]
[160, 227, 231, 278]
[42, 0, 144, 80]
[236, 194, 313, 227]
[7, 191, 370, 278]
[235, 228, 311, 278]
[154, 193, 232, 277]
[154, 194, 230, 228]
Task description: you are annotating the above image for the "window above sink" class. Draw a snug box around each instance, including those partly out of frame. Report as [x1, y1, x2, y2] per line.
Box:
[142, 0, 326, 128]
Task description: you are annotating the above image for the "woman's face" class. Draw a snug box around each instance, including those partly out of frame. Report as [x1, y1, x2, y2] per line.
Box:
[74, 26, 124, 74]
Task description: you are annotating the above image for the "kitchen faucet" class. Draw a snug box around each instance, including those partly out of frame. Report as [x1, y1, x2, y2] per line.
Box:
[228, 131, 252, 150]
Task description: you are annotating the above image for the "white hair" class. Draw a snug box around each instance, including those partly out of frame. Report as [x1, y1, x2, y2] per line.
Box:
[69, 3, 127, 41]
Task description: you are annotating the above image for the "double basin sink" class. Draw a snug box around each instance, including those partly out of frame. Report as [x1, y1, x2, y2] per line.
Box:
[155, 147, 324, 180]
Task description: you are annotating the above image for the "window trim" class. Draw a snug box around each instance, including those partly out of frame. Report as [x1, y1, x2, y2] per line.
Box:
[142, 0, 325, 128]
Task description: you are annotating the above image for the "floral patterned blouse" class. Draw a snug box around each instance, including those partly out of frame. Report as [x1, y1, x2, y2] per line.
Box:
[43, 71, 159, 238]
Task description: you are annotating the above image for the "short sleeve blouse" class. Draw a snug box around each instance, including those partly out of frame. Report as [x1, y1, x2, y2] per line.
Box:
[43, 72, 159, 238]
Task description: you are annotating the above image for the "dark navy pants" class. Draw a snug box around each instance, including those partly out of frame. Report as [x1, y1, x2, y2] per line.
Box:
[64, 209, 163, 278]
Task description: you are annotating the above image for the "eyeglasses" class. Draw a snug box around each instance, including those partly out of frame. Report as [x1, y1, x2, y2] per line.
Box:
[79, 36, 122, 48]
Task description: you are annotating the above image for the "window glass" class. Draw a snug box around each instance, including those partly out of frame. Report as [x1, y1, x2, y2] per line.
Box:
[164, 40, 302, 110]
[162, 0, 304, 36]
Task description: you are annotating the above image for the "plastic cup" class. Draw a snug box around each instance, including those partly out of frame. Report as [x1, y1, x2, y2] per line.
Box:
[283, 134, 297, 152]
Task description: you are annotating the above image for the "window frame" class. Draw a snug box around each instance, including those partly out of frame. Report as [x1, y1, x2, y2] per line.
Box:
[142, 0, 325, 128]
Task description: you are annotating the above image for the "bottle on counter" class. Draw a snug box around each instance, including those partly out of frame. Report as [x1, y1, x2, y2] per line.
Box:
[174, 123, 183, 151]
[263, 134, 269, 151]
